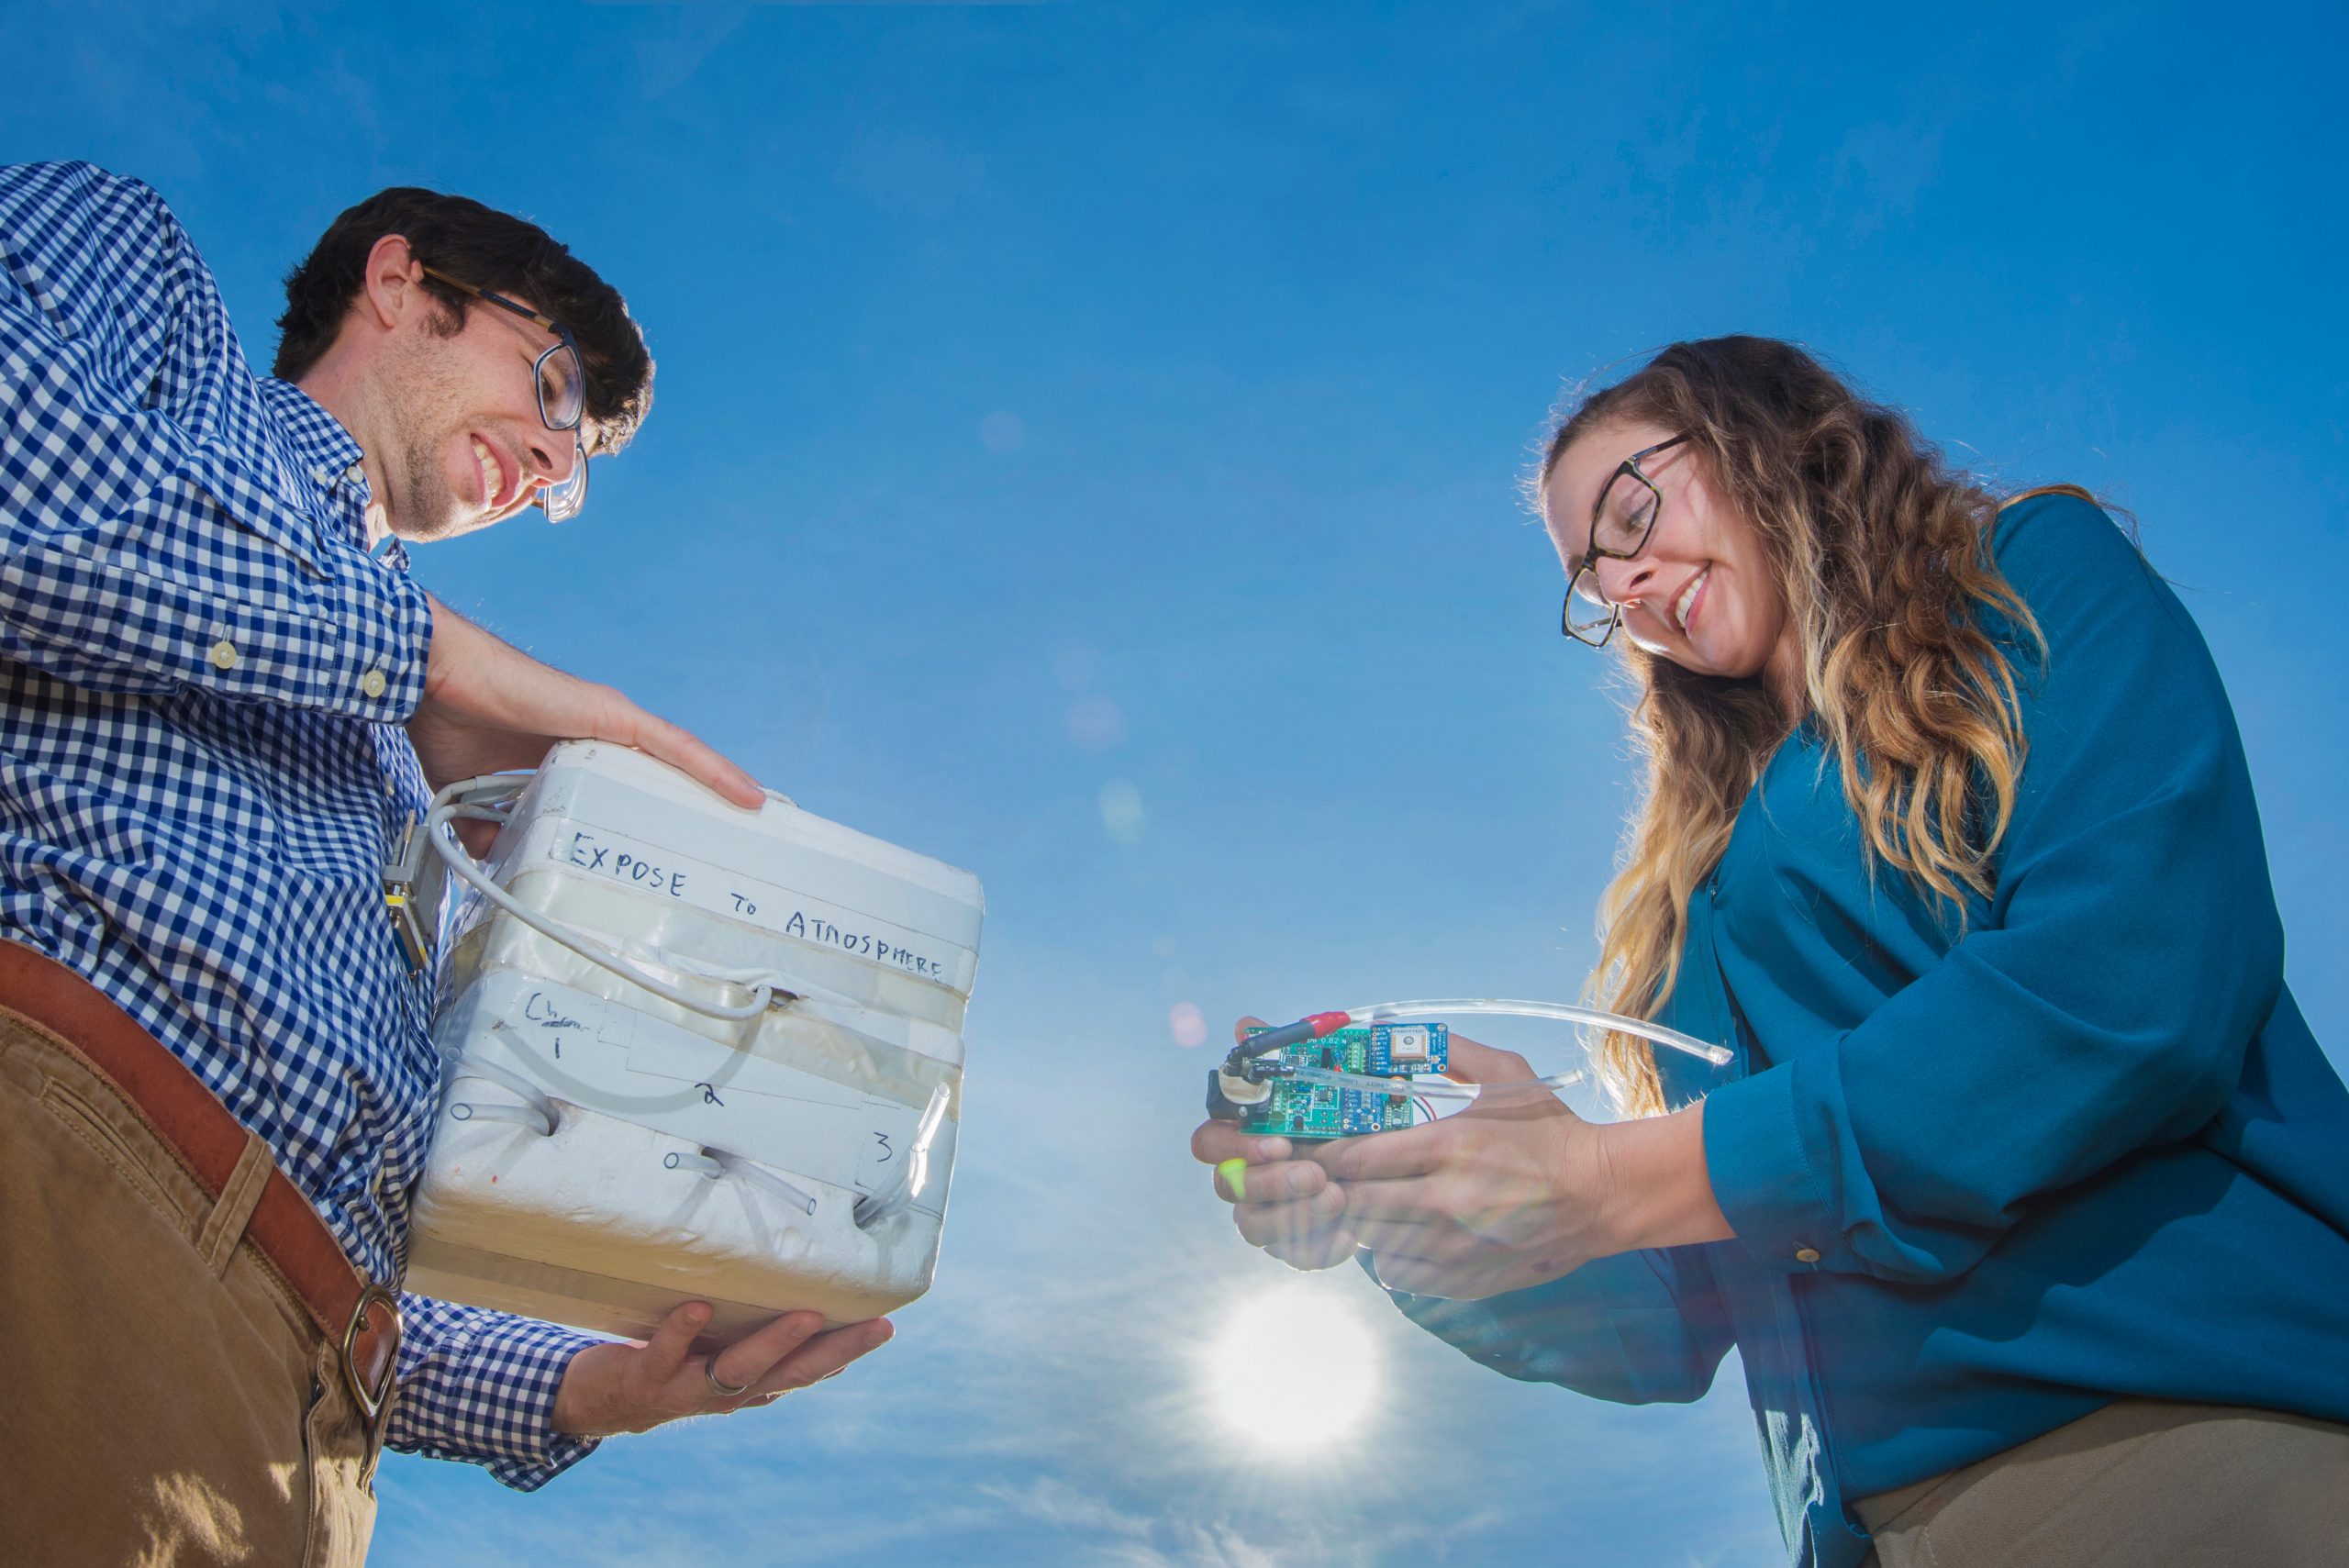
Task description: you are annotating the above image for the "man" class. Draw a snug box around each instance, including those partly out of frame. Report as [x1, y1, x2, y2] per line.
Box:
[0, 161, 890, 1565]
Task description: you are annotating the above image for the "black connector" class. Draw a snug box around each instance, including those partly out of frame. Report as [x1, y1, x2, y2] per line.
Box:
[1206, 1069, 1252, 1121]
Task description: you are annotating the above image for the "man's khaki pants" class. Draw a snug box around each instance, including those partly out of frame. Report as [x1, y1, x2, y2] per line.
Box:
[0, 1007, 380, 1567]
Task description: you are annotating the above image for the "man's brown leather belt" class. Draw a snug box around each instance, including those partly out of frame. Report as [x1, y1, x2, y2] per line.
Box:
[0, 941, 400, 1429]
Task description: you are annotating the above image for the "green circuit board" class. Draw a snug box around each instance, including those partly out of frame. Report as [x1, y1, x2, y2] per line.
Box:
[1230, 1023, 1450, 1140]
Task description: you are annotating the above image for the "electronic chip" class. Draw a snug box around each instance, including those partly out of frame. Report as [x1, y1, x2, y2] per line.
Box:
[1212, 1023, 1451, 1140]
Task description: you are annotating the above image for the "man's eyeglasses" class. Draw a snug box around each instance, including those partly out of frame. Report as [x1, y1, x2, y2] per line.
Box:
[1560, 433, 1689, 647]
[417, 265, 591, 523]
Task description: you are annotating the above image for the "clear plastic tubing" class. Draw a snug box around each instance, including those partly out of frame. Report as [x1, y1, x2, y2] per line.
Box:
[665, 1149, 819, 1216]
[424, 775, 774, 1024]
[449, 1100, 554, 1134]
[709, 1151, 818, 1216]
[1345, 998, 1734, 1067]
[1286, 1063, 1587, 1099]
[449, 1042, 560, 1135]
[853, 1082, 952, 1229]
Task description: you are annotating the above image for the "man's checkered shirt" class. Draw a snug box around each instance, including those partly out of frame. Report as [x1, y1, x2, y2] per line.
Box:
[0, 161, 601, 1488]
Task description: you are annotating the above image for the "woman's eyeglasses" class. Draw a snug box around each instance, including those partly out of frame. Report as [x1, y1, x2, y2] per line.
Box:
[1561, 433, 1689, 647]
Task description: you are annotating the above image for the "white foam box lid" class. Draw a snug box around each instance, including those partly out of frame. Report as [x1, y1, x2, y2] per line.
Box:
[406, 741, 985, 1340]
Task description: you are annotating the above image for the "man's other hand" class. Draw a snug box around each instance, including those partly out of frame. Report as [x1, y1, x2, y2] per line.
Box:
[551, 1302, 895, 1437]
[411, 594, 764, 806]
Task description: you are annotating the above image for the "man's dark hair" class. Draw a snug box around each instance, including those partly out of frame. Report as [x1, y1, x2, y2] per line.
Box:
[273, 187, 653, 452]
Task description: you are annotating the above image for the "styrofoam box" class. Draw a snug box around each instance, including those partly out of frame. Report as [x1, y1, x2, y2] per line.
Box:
[405, 740, 984, 1343]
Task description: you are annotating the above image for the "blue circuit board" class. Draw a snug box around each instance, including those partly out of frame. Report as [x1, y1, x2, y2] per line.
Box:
[1232, 1023, 1449, 1140]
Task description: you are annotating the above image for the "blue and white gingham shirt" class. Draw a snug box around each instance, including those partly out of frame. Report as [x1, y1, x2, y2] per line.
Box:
[0, 161, 600, 1488]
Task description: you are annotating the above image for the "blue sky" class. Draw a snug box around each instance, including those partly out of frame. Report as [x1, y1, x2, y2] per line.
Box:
[8, 2, 2344, 1562]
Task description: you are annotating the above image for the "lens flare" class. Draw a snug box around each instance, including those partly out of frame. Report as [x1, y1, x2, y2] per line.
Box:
[1099, 779, 1145, 844]
[1207, 1287, 1378, 1449]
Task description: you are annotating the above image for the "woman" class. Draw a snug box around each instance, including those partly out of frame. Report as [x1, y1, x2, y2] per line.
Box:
[1192, 338, 2349, 1567]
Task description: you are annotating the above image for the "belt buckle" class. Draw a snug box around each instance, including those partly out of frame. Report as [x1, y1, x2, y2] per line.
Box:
[341, 1281, 403, 1438]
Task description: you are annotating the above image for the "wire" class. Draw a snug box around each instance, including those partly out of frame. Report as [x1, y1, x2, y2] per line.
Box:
[1345, 997, 1733, 1066]
[422, 775, 774, 1023]
[1235, 1000, 1729, 1070]
[1226, 998, 1726, 1121]
[1284, 1062, 1589, 1104]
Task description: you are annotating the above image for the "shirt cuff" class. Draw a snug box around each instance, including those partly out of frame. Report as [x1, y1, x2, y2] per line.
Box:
[1702, 1056, 1847, 1276]
[333, 560, 433, 722]
[281, 549, 433, 722]
[385, 1296, 604, 1491]
[0, 535, 432, 721]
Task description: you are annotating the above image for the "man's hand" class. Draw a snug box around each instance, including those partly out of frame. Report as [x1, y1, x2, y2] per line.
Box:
[410, 594, 764, 806]
[551, 1301, 894, 1438]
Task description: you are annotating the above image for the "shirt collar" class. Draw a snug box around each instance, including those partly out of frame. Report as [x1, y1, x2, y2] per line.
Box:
[259, 377, 363, 489]
[258, 377, 410, 572]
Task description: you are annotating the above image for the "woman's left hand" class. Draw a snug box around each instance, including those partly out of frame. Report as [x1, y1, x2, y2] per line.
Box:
[1305, 1037, 1619, 1300]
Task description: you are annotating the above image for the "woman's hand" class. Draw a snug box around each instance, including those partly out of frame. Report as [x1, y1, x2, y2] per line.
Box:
[1193, 1018, 1733, 1295]
[1190, 1017, 1359, 1272]
[1188, 1022, 1597, 1284]
[1315, 1039, 1735, 1299]
[1306, 1037, 1615, 1299]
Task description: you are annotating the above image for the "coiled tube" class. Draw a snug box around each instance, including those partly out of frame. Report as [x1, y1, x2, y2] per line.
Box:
[424, 775, 776, 1023]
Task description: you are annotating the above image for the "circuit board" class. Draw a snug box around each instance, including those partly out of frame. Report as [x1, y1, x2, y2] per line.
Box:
[1227, 1024, 1450, 1140]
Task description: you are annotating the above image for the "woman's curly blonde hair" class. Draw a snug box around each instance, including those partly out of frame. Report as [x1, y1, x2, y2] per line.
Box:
[1542, 338, 2067, 1116]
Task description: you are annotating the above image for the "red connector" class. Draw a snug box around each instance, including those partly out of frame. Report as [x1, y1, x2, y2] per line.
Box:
[1236, 1009, 1356, 1059]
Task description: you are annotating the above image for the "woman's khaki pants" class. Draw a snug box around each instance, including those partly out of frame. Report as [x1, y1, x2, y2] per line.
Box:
[0, 1007, 380, 1567]
[1855, 1396, 2349, 1567]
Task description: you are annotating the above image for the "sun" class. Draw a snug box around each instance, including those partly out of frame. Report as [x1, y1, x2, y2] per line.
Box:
[1206, 1286, 1380, 1449]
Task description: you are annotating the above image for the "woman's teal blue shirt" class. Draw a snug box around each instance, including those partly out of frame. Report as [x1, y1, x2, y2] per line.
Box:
[1381, 495, 2349, 1567]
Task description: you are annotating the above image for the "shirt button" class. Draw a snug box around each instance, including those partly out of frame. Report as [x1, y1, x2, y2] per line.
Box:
[1795, 1247, 1821, 1264]
[361, 669, 388, 699]
[208, 639, 239, 671]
